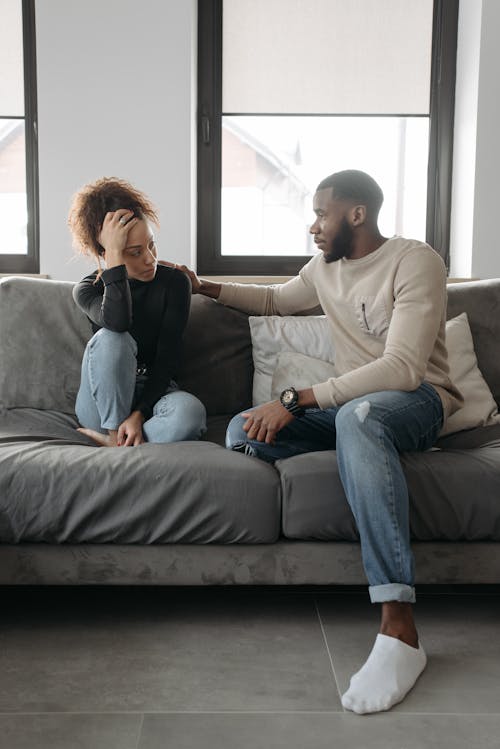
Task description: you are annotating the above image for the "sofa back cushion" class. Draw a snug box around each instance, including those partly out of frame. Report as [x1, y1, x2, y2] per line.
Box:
[0, 277, 92, 414]
[177, 295, 253, 417]
[0, 277, 254, 417]
[446, 279, 500, 407]
[2, 275, 500, 417]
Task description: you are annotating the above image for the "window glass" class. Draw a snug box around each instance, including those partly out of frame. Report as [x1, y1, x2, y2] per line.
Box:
[0, 119, 27, 254]
[0, 0, 25, 116]
[0, 0, 35, 264]
[222, 116, 429, 256]
[197, 0, 458, 274]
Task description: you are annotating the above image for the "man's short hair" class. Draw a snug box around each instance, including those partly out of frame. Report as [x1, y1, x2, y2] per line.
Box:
[316, 170, 384, 218]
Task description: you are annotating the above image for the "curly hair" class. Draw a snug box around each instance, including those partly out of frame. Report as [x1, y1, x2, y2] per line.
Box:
[68, 177, 160, 262]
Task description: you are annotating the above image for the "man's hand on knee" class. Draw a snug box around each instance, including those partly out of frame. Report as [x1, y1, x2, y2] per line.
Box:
[242, 401, 294, 444]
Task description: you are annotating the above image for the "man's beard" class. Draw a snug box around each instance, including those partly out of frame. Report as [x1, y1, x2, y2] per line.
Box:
[323, 217, 354, 263]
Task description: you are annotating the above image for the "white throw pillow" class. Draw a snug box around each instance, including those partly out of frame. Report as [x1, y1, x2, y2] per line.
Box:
[271, 351, 337, 400]
[248, 315, 335, 405]
[249, 311, 499, 436]
[440, 312, 500, 435]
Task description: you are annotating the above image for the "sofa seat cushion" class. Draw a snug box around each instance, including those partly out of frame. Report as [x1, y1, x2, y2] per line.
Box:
[0, 404, 232, 451]
[0, 407, 92, 444]
[278, 430, 500, 541]
[0, 409, 280, 544]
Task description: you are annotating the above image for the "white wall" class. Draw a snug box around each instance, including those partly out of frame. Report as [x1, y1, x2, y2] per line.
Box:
[449, 0, 481, 278]
[470, 0, 500, 278]
[450, 0, 500, 279]
[36, 0, 197, 281]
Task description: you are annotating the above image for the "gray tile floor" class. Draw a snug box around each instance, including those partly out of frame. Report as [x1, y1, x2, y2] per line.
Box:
[0, 586, 499, 748]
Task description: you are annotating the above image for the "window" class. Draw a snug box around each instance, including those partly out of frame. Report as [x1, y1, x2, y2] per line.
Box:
[197, 0, 458, 276]
[0, 0, 38, 273]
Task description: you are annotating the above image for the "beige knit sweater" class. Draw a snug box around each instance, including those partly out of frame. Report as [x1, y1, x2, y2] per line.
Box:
[217, 237, 463, 422]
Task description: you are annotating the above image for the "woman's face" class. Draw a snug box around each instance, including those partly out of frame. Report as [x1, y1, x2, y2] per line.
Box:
[119, 220, 158, 281]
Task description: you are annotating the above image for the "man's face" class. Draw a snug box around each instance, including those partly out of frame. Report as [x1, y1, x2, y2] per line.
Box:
[309, 188, 354, 263]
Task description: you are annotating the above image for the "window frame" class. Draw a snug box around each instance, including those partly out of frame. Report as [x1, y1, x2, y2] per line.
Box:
[197, 0, 459, 276]
[0, 0, 39, 274]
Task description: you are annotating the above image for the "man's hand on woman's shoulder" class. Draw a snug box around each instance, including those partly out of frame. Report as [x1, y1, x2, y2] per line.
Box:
[158, 261, 202, 292]
[157, 261, 220, 298]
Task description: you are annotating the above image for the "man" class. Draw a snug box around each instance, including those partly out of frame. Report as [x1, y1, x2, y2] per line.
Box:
[179, 170, 463, 714]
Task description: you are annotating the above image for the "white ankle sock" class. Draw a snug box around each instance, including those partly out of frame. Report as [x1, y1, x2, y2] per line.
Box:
[341, 634, 427, 714]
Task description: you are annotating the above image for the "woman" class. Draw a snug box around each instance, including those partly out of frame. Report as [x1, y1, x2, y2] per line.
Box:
[69, 177, 206, 447]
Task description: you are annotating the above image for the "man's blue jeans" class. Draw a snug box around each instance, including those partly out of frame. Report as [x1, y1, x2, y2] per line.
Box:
[226, 383, 443, 604]
[75, 329, 207, 443]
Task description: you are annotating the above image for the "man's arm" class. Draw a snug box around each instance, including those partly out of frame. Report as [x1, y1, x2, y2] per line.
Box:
[162, 260, 321, 317]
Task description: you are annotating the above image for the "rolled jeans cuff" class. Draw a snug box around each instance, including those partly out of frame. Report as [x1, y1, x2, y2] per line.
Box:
[369, 583, 416, 604]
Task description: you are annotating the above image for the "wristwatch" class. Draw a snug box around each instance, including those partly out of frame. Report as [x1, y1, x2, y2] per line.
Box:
[279, 386, 305, 418]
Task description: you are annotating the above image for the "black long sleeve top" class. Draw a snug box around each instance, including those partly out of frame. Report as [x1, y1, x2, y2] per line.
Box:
[73, 264, 191, 421]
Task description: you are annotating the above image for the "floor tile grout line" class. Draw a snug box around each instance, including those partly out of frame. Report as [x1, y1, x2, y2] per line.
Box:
[0, 709, 500, 716]
[0, 710, 499, 717]
[0, 710, 346, 716]
[314, 597, 346, 712]
[134, 713, 145, 749]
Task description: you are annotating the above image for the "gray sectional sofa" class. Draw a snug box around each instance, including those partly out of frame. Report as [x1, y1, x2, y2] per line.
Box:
[1, 275, 500, 586]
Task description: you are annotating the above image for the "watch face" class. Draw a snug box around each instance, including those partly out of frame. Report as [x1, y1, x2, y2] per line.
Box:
[282, 388, 296, 406]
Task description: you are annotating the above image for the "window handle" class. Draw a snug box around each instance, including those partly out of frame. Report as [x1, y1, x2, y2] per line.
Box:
[201, 116, 210, 144]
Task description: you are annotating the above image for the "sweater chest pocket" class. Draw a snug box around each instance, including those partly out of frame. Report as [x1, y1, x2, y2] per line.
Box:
[355, 296, 390, 337]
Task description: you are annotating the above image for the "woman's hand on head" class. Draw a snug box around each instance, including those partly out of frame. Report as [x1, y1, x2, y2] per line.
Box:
[157, 261, 203, 293]
[117, 410, 145, 446]
[98, 210, 139, 267]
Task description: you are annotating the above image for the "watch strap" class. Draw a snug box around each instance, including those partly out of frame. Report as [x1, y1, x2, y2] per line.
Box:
[286, 401, 305, 417]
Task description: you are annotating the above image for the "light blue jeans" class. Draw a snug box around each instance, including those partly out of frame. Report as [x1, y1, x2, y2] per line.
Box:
[226, 384, 444, 604]
[75, 329, 207, 443]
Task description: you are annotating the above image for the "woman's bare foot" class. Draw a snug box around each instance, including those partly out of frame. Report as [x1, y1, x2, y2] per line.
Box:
[77, 427, 118, 447]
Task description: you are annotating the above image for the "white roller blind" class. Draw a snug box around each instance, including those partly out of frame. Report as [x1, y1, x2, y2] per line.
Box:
[0, 0, 24, 115]
[223, 0, 433, 115]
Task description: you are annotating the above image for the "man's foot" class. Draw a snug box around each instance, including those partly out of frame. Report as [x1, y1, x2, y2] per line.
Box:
[231, 442, 257, 457]
[380, 601, 419, 648]
[77, 427, 118, 447]
[341, 634, 427, 714]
